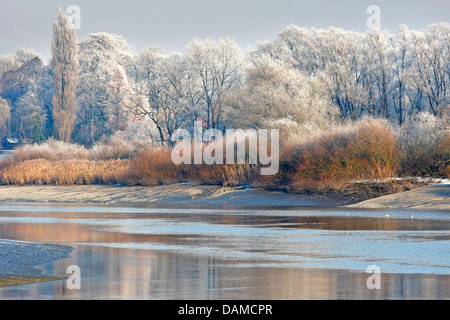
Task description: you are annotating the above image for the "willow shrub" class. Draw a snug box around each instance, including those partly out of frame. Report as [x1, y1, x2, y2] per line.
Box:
[291, 118, 401, 186]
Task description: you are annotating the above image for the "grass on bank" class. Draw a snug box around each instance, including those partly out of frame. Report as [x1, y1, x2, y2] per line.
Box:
[0, 116, 448, 203]
[0, 276, 67, 288]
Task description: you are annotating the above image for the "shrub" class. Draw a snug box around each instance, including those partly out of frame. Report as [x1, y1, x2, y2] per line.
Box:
[398, 112, 449, 177]
[292, 117, 400, 186]
[127, 147, 261, 186]
[10, 136, 138, 163]
[12, 139, 90, 162]
[129, 149, 181, 185]
[0, 159, 130, 185]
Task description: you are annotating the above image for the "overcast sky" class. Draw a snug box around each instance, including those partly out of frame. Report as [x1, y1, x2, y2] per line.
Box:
[0, 0, 449, 60]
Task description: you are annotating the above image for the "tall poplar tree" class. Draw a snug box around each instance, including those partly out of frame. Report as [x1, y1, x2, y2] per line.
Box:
[51, 9, 79, 142]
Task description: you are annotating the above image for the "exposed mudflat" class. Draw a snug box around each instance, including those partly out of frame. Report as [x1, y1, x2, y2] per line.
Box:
[0, 182, 448, 210]
[0, 239, 74, 287]
[0, 184, 339, 207]
[346, 183, 450, 210]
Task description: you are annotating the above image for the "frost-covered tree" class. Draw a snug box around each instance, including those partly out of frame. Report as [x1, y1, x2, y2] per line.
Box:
[226, 56, 337, 133]
[106, 66, 131, 134]
[2, 21, 449, 147]
[76, 32, 134, 145]
[322, 29, 368, 119]
[185, 38, 243, 129]
[51, 9, 79, 142]
[0, 49, 47, 142]
[0, 49, 45, 105]
[254, 26, 368, 120]
[390, 25, 414, 125]
[363, 30, 395, 119]
[35, 65, 54, 137]
[0, 48, 44, 79]
[0, 55, 16, 79]
[408, 23, 450, 117]
[254, 23, 450, 123]
[0, 97, 10, 142]
[130, 48, 189, 144]
[12, 88, 46, 143]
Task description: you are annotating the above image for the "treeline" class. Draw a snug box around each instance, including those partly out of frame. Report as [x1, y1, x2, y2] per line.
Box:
[0, 11, 449, 149]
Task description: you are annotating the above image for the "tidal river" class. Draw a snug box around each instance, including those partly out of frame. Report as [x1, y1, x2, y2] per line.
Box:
[0, 203, 448, 299]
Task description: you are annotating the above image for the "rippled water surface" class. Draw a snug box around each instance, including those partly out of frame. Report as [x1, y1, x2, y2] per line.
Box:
[0, 203, 448, 299]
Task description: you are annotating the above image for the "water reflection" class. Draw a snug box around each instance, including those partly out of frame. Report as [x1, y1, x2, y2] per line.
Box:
[0, 204, 448, 299]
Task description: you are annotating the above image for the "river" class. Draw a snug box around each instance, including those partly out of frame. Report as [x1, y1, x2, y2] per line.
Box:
[0, 203, 448, 299]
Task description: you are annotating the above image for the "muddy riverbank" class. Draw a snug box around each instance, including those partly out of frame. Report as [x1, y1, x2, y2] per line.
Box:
[0, 239, 74, 287]
[0, 182, 448, 210]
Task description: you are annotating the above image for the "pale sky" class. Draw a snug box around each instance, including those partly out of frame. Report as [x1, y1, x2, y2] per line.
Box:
[0, 0, 449, 61]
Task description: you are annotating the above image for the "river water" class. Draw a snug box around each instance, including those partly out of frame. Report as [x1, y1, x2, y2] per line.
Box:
[0, 203, 448, 299]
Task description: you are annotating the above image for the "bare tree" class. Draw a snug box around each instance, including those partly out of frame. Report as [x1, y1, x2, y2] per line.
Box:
[408, 24, 450, 117]
[51, 9, 79, 142]
[130, 49, 188, 145]
[227, 56, 337, 131]
[364, 30, 395, 119]
[185, 38, 243, 129]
